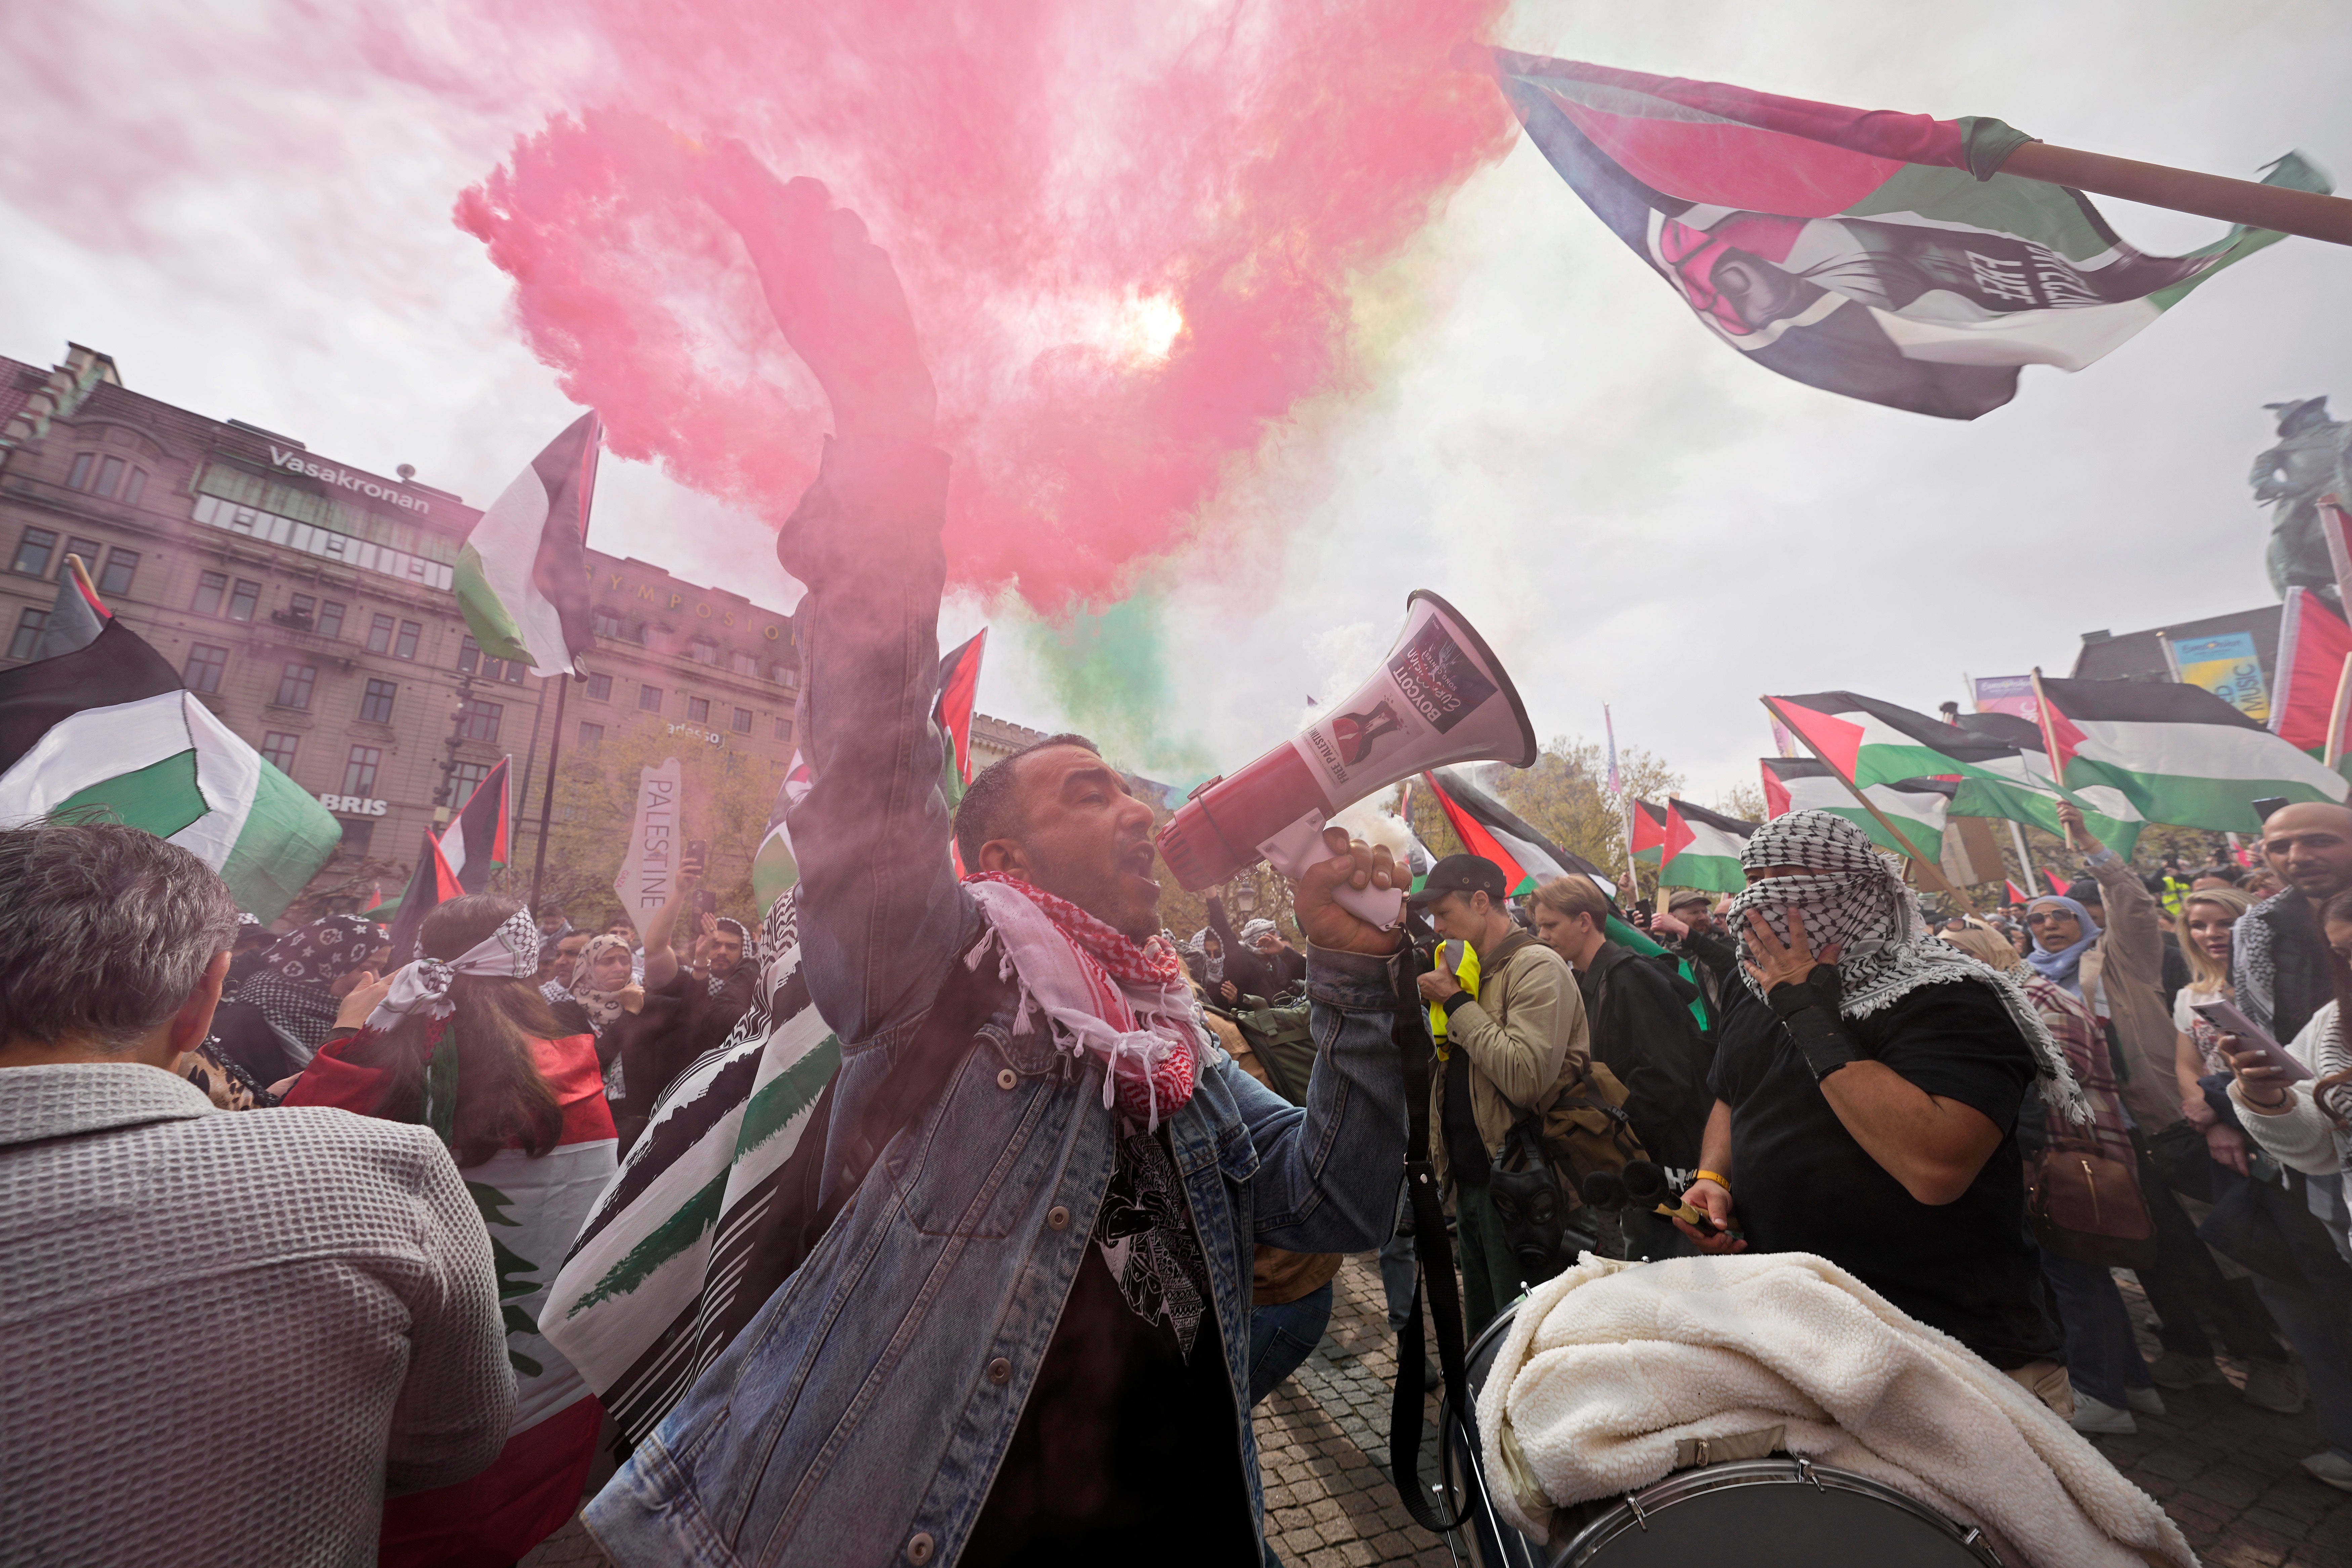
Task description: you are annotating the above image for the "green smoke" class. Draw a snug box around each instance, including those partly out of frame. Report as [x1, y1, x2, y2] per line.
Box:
[1018, 587, 1217, 788]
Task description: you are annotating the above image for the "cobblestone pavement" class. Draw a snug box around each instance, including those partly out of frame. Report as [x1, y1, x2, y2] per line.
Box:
[525, 1257, 2352, 1567]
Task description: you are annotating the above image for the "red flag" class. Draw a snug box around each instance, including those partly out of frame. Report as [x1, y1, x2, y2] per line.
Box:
[2271, 586, 2352, 756]
[2005, 878, 2030, 905]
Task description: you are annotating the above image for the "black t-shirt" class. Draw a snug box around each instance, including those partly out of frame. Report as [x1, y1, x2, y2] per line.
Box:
[961, 1121, 1256, 1567]
[1707, 977, 2059, 1368]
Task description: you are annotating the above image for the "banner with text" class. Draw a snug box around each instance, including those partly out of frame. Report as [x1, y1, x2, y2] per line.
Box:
[613, 757, 684, 921]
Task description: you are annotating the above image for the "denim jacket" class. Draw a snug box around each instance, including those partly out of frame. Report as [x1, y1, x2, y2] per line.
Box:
[584, 437, 1410, 1567]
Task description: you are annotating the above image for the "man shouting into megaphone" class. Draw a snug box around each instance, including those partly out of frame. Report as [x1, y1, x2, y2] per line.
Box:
[582, 147, 1416, 1568]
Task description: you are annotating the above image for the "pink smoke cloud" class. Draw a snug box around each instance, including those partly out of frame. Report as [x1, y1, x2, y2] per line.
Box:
[443, 0, 1515, 610]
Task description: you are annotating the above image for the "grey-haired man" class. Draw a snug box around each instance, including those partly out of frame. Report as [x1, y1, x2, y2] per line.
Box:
[0, 821, 513, 1567]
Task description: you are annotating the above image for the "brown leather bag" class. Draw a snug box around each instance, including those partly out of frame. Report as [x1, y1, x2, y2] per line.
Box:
[2026, 1145, 2159, 1269]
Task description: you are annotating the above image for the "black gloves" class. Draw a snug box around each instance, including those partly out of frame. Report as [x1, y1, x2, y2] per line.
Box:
[1767, 963, 1863, 1082]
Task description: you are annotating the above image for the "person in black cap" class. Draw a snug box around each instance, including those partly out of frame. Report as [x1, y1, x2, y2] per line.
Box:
[1409, 853, 1589, 1336]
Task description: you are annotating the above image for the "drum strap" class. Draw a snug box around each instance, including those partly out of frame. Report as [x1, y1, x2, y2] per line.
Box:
[1388, 968, 1475, 1536]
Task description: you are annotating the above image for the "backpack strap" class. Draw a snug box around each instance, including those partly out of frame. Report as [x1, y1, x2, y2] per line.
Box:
[1389, 951, 1474, 1536]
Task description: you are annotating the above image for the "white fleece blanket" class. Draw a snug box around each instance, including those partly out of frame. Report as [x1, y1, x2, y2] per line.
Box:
[1477, 1253, 2193, 1568]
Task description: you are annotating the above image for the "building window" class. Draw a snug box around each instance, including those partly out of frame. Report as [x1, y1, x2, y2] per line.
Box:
[67, 453, 93, 490]
[732, 651, 760, 678]
[275, 662, 318, 710]
[457, 635, 485, 674]
[688, 637, 720, 666]
[8, 608, 47, 661]
[638, 684, 663, 712]
[12, 527, 58, 577]
[457, 698, 504, 744]
[184, 642, 229, 693]
[260, 731, 300, 771]
[95, 456, 128, 498]
[771, 664, 796, 687]
[586, 672, 613, 702]
[336, 818, 374, 859]
[731, 706, 752, 734]
[287, 592, 317, 624]
[359, 678, 398, 724]
[593, 609, 627, 639]
[394, 620, 421, 660]
[96, 549, 138, 597]
[342, 745, 382, 796]
[122, 468, 146, 505]
[772, 714, 793, 742]
[578, 721, 605, 749]
[448, 760, 491, 809]
[65, 536, 101, 573]
[316, 600, 345, 639]
[687, 696, 711, 723]
[367, 612, 396, 653]
[227, 578, 261, 622]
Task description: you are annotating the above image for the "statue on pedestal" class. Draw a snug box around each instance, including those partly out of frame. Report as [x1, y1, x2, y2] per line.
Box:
[2250, 395, 2352, 600]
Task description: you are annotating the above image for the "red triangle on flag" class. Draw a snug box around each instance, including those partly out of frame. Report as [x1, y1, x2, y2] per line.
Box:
[1662, 802, 1695, 865]
[1421, 771, 1530, 890]
[1759, 761, 1791, 819]
[2005, 877, 2029, 905]
[2044, 867, 2070, 896]
[1765, 696, 1864, 780]
[1629, 799, 1668, 855]
[2038, 689, 2087, 777]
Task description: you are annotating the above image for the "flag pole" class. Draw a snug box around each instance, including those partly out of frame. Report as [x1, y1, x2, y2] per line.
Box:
[528, 674, 570, 913]
[2028, 669, 2080, 851]
[2327, 649, 2352, 772]
[1998, 142, 2352, 247]
[2005, 818, 2042, 904]
[1760, 697, 1973, 910]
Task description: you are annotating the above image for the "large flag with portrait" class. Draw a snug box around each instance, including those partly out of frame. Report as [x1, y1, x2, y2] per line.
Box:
[1494, 51, 2326, 419]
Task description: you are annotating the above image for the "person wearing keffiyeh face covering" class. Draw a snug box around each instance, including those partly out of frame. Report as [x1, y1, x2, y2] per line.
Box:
[580, 153, 1415, 1568]
[1675, 809, 2080, 1407]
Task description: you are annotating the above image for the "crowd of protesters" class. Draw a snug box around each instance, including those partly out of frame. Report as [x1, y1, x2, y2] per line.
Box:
[12, 160, 2352, 1568]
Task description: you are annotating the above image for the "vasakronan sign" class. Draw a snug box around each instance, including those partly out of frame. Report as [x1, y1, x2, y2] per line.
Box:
[266, 446, 432, 515]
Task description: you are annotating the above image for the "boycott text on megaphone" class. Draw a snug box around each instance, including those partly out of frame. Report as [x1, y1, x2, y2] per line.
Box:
[1156, 591, 1538, 928]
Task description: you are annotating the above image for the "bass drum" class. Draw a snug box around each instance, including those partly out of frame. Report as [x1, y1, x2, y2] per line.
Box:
[1438, 1301, 2005, 1567]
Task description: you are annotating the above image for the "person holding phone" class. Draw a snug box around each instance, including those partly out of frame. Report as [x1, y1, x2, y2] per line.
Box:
[2222, 885, 2352, 1492]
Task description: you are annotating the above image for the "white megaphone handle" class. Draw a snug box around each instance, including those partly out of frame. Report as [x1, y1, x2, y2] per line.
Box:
[1256, 811, 1406, 932]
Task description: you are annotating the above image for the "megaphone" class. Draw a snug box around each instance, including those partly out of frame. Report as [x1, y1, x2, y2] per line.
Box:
[1156, 590, 1537, 926]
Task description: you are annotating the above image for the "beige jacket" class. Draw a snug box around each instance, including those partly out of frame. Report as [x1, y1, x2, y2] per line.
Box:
[2076, 849, 2182, 1133]
[1429, 930, 1591, 1186]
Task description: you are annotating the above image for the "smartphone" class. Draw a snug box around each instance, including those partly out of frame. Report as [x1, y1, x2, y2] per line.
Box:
[685, 837, 708, 871]
[692, 889, 718, 918]
[2191, 998, 2314, 1082]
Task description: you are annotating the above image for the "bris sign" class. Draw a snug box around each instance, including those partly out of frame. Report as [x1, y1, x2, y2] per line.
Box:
[320, 793, 390, 816]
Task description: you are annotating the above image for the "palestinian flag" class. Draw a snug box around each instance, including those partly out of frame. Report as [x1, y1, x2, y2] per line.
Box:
[1628, 798, 1669, 865]
[0, 618, 339, 921]
[1422, 767, 1683, 977]
[1660, 799, 1755, 894]
[1760, 755, 1952, 862]
[540, 891, 841, 1444]
[1493, 51, 2325, 421]
[2269, 587, 2352, 761]
[749, 755, 812, 919]
[458, 412, 601, 675]
[2035, 673, 2350, 833]
[385, 828, 462, 963]
[2044, 867, 2071, 896]
[935, 630, 986, 809]
[2005, 877, 2032, 905]
[1768, 690, 2143, 855]
[33, 553, 108, 660]
[439, 754, 512, 894]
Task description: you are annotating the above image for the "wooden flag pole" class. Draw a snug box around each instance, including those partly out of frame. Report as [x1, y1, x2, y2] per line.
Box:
[2028, 668, 2081, 852]
[2326, 648, 2352, 772]
[1760, 698, 1974, 912]
[2000, 142, 2352, 247]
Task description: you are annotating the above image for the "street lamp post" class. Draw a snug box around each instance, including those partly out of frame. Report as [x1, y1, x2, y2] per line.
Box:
[433, 668, 479, 825]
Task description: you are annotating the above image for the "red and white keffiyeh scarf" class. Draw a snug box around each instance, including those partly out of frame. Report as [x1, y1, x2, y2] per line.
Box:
[964, 872, 1201, 1128]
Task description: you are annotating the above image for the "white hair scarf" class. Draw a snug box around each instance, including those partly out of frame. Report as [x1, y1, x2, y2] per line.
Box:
[1724, 811, 2091, 1126]
[364, 908, 543, 1033]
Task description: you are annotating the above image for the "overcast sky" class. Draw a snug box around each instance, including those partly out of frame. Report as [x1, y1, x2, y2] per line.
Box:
[6, 0, 2348, 807]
